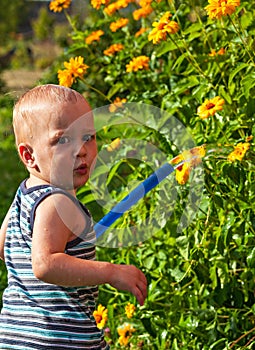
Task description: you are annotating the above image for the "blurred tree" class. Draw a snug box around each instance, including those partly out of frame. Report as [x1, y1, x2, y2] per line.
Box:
[0, 0, 30, 44]
[32, 6, 54, 41]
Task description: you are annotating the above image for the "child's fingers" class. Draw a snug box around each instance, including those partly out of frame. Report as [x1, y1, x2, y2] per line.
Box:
[132, 278, 147, 305]
[134, 285, 147, 306]
[138, 272, 147, 304]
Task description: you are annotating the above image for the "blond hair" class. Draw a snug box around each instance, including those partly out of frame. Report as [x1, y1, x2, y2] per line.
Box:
[13, 84, 84, 146]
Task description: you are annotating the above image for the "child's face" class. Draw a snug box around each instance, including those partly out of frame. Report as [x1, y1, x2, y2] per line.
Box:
[31, 98, 97, 191]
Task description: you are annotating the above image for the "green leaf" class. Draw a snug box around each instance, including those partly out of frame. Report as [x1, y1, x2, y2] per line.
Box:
[176, 236, 189, 259]
[141, 317, 157, 337]
[89, 164, 109, 180]
[172, 52, 189, 71]
[171, 266, 186, 282]
[172, 76, 199, 96]
[210, 265, 218, 290]
[183, 22, 203, 35]
[107, 82, 123, 100]
[247, 247, 255, 268]
[241, 72, 255, 99]
[156, 39, 185, 57]
[143, 255, 155, 270]
[187, 31, 202, 42]
[228, 63, 250, 87]
[218, 85, 232, 104]
[106, 161, 124, 186]
[79, 193, 97, 205]
[240, 10, 253, 29]
[192, 81, 211, 100]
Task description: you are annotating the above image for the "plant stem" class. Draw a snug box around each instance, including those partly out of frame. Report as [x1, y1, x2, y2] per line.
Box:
[195, 8, 229, 89]
[228, 15, 255, 64]
[230, 326, 255, 348]
[169, 34, 212, 82]
[64, 10, 78, 33]
[79, 77, 112, 102]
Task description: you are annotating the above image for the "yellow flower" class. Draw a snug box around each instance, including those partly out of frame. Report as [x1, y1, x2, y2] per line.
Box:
[125, 303, 136, 319]
[197, 96, 225, 120]
[148, 25, 166, 44]
[133, 6, 153, 20]
[160, 11, 173, 22]
[91, 0, 110, 10]
[209, 49, 217, 57]
[66, 57, 89, 81]
[171, 145, 206, 185]
[64, 56, 89, 78]
[104, 0, 132, 15]
[49, 0, 71, 12]
[189, 145, 207, 166]
[58, 56, 89, 87]
[227, 142, 250, 162]
[217, 47, 226, 55]
[107, 137, 121, 151]
[57, 69, 74, 87]
[93, 304, 108, 329]
[109, 97, 127, 112]
[135, 27, 149, 37]
[85, 30, 104, 45]
[110, 18, 129, 32]
[104, 43, 124, 56]
[126, 55, 150, 72]
[246, 135, 253, 142]
[209, 47, 226, 56]
[148, 11, 179, 44]
[104, 2, 118, 15]
[118, 0, 134, 6]
[175, 162, 190, 185]
[205, 0, 240, 19]
[118, 323, 136, 346]
[139, 0, 152, 6]
[171, 145, 206, 166]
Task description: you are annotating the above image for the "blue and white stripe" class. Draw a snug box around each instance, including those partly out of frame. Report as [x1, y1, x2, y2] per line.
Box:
[0, 180, 109, 349]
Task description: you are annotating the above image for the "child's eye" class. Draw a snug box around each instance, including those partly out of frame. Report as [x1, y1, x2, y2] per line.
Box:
[82, 134, 95, 143]
[57, 136, 71, 144]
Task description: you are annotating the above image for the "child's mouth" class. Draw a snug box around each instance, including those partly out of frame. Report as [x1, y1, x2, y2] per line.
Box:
[75, 164, 88, 175]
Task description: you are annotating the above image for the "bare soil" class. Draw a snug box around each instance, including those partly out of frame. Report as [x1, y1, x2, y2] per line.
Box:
[2, 69, 44, 98]
[1, 41, 61, 98]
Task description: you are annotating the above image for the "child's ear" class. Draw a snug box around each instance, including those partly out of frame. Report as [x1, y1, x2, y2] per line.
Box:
[18, 143, 35, 168]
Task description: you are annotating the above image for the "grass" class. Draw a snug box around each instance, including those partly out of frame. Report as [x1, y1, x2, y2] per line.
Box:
[0, 148, 27, 222]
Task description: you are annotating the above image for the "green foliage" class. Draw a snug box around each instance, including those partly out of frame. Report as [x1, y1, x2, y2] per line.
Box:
[53, 23, 73, 47]
[0, 0, 29, 44]
[45, 0, 255, 348]
[31, 6, 55, 41]
[0, 94, 27, 307]
[0, 93, 27, 217]
[2, 0, 255, 348]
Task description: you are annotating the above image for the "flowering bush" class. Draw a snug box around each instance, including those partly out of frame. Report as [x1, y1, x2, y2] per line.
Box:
[44, 0, 255, 348]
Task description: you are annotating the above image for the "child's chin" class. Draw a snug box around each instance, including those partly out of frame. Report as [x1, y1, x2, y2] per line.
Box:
[73, 176, 88, 189]
[51, 176, 88, 191]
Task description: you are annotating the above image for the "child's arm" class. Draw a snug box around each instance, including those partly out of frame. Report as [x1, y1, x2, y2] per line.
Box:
[32, 194, 147, 305]
[0, 208, 11, 261]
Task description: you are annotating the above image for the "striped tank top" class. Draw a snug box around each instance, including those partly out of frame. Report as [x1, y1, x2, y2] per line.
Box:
[0, 180, 109, 350]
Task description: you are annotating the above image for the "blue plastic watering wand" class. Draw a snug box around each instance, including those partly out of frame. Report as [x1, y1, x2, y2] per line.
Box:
[94, 161, 176, 238]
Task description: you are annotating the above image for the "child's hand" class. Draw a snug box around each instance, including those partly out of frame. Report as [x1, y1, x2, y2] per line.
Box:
[109, 264, 147, 306]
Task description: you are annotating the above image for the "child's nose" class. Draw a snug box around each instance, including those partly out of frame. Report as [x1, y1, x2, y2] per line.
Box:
[79, 142, 87, 155]
[75, 141, 87, 157]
